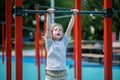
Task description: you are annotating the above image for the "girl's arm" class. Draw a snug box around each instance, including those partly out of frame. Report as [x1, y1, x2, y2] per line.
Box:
[44, 13, 51, 38]
[44, 8, 55, 39]
[65, 9, 79, 36]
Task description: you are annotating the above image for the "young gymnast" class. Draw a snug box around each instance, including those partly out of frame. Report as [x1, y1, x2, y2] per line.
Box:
[44, 8, 79, 80]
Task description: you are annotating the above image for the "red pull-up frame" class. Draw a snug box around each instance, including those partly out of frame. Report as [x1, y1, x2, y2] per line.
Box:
[35, 4, 41, 80]
[5, 0, 112, 80]
[74, 0, 113, 80]
[104, 0, 112, 80]
[14, 0, 23, 80]
[6, 0, 12, 80]
[74, 0, 82, 80]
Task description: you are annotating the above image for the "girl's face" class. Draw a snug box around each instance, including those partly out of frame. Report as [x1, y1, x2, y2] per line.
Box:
[52, 26, 63, 41]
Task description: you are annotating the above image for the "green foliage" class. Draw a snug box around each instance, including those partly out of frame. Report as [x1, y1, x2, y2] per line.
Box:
[0, 0, 120, 40]
[0, 0, 5, 21]
[0, 0, 5, 44]
[55, 0, 74, 32]
[21, 0, 74, 37]
[55, 0, 74, 8]
[21, 0, 50, 37]
[82, 0, 120, 40]
[82, 0, 104, 40]
[113, 0, 120, 40]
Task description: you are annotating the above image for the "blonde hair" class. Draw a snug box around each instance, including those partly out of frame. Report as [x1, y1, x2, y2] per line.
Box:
[51, 23, 64, 34]
[51, 23, 64, 40]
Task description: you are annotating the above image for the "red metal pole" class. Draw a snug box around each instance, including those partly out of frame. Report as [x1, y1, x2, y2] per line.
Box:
[5, 0, 12, 80]
[35, 8, 38, 66]
[2, 23, 5, 64]
[14, 0, 23, 80]
[104, 0, 112, 80]
[34, 31, 37, 65]
[74, 0, 82, 80]
[73, 24, 76, 79]
[35, 4, 41, 80]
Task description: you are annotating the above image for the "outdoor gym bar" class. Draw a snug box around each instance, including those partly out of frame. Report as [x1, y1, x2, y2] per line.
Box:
[38, 5, 72, 10]
[14, 6, 112, 16]
[23, 10, 105, 14]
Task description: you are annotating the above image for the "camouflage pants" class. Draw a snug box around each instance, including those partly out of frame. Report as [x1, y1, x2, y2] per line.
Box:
[45, 70, 67, 80]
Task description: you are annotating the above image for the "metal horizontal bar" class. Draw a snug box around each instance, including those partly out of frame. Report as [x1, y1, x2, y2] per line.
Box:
[113, 10, 120, 13]
[55, 15, 71, 19]
[0, 21, 5, 24]
[78, 11, 105, 14]
[23, 10, 48, 14]
[38, 6, 72, 10]
[0, 21, 35, 31]
[23, 10, 105, 14]
[23, 10, 74, 14]
[12, 24, 35, 31]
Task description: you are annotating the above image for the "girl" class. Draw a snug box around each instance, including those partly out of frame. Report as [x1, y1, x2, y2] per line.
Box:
[44, 8, 79, 80]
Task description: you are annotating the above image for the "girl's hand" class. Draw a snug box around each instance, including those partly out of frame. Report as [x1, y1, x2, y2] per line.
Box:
[47, 8, 55, 14]
[71, 9, 79, 14]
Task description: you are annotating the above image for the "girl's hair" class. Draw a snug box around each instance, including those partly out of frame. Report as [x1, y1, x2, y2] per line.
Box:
[51, 23, 64, 40]
[51, 23, 64, 34]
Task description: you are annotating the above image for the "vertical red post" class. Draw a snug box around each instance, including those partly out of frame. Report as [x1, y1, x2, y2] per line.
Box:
[74, 0, 82, 80]
[6, 0, 12, 80]
[35, 4, 41, 80]
[15, 0, 23, 80]
[104, 0, 112, 80]
[35, 33, 37, 65]
[2, 23, 5, 63]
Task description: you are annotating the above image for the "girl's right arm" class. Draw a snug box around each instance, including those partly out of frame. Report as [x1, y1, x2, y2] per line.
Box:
[44, 8, 55, 39]
[44, 13, 51, 39]
[65, 9, 79, 36]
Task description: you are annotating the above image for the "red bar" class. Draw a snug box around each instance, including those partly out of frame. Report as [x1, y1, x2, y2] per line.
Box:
[73, 23, 76, 79]
[74, 0, 82, 80]
[6, 0, 12, 80]
[2, 24, 5, 64]
[35, 4, 41, 80]
[15, 0, 23, 80]
[35, 32, 38, 65]
[104, 0, 112, 80]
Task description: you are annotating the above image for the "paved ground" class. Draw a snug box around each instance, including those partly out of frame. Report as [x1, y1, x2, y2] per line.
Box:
[0, 50, 36, 57]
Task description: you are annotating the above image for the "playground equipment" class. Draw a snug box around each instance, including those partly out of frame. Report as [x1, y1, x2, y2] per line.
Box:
[3, 0, 115, 80]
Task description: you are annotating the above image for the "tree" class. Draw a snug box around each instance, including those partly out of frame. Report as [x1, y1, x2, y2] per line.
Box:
[0, 0, 5, 44]
[82, 0, 103, 40]
[82, 0, 120, 40]
[113, 0, 120, 40]
[0, 0, 119, 41]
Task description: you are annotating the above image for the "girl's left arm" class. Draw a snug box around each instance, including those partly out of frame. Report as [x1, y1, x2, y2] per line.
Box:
[65, 9, 79, 36]
[65, 14, 75, 36]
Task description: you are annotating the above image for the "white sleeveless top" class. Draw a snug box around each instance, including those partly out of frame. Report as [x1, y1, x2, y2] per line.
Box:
[45, 34, 71, 70]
